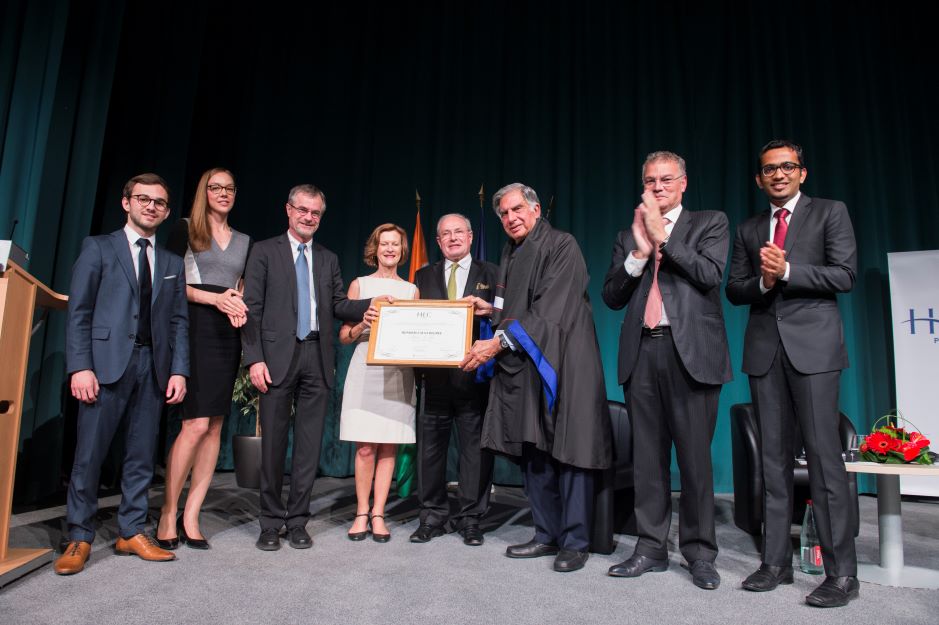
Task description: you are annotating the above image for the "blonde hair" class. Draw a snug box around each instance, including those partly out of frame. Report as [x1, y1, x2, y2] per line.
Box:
[188, 168, 235, 252]
[363, 223, 409, 268]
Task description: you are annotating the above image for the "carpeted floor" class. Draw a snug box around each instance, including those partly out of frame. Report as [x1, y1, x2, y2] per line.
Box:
[4, 474, 938, 625]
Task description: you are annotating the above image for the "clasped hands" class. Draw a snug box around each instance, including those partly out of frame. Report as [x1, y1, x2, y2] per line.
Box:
[759, 243, 787, 289]
[215, 289, 248, 328]
[630, 190, 668, 259]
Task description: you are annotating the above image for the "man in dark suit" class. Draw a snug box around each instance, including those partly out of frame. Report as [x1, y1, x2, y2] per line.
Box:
[56, 173, 189, 575]
[726, 140, 858, 607]
[410, 213, 497, 546]
[242, 184, 379, 551]
[602, 151, 731, 590]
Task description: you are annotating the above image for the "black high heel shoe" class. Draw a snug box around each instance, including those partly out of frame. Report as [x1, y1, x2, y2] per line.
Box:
[155, 515, 179, 550]
[370, 514, 391, 543]
[178, 516, 210, 550]
[347, 513, 370, 541]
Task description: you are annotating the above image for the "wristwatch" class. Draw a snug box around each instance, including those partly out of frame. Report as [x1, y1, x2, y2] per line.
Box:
[498, 332, 511, 350]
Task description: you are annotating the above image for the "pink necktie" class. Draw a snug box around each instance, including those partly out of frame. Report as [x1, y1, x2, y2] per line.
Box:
[643, 218, 670, 329]
[773, 208, 789, 248]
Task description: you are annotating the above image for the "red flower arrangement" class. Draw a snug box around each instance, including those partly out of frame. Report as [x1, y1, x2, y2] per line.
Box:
[860, 413, 934, 465]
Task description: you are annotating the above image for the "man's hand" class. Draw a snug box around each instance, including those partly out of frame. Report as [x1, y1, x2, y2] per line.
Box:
[364, 295, 394, 327]
[165, 375, 187, 404]
[250, 361, 273, 393]
[631, 207, 654, 259]
[71, 370, 99, 404]
[461, 295, 493, 317]
[461, 337, 502, 371]
[640, 190, 668, 246]
[760, 242, 787, 288]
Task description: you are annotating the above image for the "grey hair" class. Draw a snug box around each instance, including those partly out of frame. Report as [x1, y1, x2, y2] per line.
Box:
[491, 182, 540, 216]
[287, 184, 327, 210]
[642, 151, 687, 178]
[436, 213, 473, 236]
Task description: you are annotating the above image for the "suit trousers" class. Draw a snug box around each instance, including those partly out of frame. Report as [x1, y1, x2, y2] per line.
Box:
[521, 444, 595, 551]
[67, 346, 163, 542]
[416, 389, 494, 529]
[749, 346, 857, 576]
[258, 338, 329, 531]
[626, 331, 720, 563]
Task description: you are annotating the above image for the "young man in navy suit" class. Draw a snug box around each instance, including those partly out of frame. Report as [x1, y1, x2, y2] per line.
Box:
[727, 140, 858, 607]
[56, 173, 189, 575]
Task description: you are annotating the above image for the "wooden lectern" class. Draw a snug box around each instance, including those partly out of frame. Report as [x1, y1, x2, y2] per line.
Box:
[0, 260, 67, 585]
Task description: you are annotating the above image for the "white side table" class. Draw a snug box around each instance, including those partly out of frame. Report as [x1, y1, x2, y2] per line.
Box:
[844, 461, 939, 588]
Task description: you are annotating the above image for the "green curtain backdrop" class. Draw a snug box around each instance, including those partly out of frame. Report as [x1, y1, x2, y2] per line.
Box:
[5, 0, 939, 503]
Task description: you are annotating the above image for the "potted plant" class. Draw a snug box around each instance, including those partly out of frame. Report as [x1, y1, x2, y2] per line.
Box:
[231, 367, 262, 488]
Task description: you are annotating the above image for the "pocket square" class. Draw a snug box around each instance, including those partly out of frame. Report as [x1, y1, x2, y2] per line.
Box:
[475, 282, 490, 290]
[163, 274, 177, 279]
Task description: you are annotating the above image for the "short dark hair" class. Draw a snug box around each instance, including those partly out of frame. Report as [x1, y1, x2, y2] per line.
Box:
[757, 139, 805, 173]
[122, 173, 170, 203]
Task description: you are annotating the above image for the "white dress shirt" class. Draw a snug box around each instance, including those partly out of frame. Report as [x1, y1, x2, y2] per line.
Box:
[123, 224, 156, 279]
[444, 253, 472, 298]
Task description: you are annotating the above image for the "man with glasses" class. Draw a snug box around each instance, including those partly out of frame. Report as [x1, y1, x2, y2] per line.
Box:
[727, 140, 858, 607]
[410, 213, 497, 546]
[602, 151, 731, 589]
[242, 184, 384, 551]
[56, 173, 189, 574]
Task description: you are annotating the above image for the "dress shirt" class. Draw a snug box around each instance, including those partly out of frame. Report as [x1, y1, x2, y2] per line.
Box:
[123, 224, 156, 279]
[287, 231, 319, 332]
[444, 253, 472, 298]
[623, 204, 683, 326]
[759, 191, 799, 293]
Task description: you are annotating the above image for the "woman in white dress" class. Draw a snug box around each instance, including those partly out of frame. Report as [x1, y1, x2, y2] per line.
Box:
[340, 223, 418, 542]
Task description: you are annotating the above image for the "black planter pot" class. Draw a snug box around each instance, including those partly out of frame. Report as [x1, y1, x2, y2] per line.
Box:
[232, 435, 262, 489]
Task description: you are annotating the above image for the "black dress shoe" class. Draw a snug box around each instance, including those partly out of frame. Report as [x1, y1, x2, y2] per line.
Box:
[348, 513, 370, 542]
[683, 560, 720, 590]
[461, 526, 484, 547]
[741, 563, 794, 592]
[505, 539, 559, 559]
[410, 524, 445, 543]
[370, 514, 390, 543]
[178, 517, 210, 550]
[805, 576, 860, 608]
[554, 549, 589, 572]
[607, 553, 668, 577]
[287, 526, 313, 549]
[256, 528, 281, 551]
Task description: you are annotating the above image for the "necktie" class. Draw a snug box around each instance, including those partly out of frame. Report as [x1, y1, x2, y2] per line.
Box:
[643, 217, 670, 329]
[296, 243, 311, 339]
[447, 262, 459, 300]
[137, 239, 152, 344]
[773, 208, 790, 248]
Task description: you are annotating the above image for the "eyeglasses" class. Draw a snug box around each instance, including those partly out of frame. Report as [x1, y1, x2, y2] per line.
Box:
[130, 194, 168, 210]
[207, 184, 237, 195]
[438, 228, 469, 240]
[288, 203, 323, 219]
[760, 162, 803, 177]
[642, 174, 685, 188]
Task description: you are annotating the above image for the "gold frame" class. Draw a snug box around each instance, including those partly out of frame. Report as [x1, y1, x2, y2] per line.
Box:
[366, 300, 473, 367]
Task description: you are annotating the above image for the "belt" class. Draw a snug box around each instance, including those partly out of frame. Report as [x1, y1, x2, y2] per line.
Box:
[642, 326, 671, 338]
[298, 331, 320, 342]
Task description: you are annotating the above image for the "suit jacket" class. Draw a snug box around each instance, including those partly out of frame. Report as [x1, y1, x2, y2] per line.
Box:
[602, 209, 732, 387]
[414, 257, 498, 394]
[725, 194, 857, 376]
[241, 233, 369, 388]
[66, 229, 189, 390]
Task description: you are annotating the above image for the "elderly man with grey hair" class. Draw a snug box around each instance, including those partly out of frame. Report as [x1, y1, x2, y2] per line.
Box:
[462, 183, 612, 572]
[410, 213, 498, 546]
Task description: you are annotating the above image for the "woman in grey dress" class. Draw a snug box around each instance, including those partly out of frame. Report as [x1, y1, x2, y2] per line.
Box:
[157, 168, 251, 550]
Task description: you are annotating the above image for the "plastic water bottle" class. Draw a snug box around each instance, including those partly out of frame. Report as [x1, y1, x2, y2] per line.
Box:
[800, 499, 823, 575]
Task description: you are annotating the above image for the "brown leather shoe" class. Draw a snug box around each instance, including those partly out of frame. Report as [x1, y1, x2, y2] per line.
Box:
[114, 534, 176, 561]
[54, 541, 91, 575]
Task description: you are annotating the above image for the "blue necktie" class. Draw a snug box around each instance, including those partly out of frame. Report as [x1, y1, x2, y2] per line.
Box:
[296, 243, 311, 339]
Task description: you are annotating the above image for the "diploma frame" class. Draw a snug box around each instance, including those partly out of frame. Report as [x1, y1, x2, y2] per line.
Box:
[366, 300, 473, 367]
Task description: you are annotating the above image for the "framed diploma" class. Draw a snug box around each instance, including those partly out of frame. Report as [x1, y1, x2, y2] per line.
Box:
[366, 300, 472, 367]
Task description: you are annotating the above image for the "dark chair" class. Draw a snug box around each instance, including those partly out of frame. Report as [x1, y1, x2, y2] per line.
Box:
[730, 402, 859, 537]
[592, 399, 636, 554]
